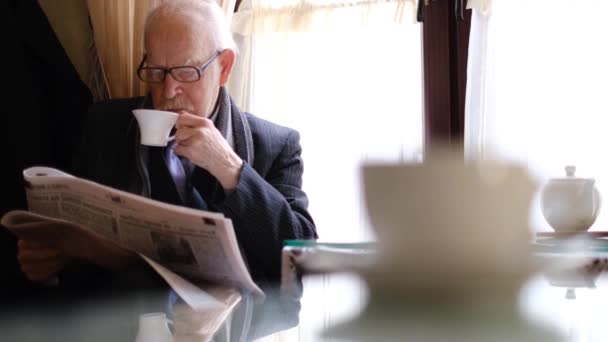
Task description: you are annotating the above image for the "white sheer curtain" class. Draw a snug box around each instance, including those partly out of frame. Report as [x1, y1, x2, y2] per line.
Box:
[465, 0, 608, 231]
[230, 1, 422, 340]
[231, 0, 422, 243]
[87, 0, 237, 99]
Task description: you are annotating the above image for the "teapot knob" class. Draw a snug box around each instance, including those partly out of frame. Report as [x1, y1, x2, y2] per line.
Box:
[565, 165, 576, 177]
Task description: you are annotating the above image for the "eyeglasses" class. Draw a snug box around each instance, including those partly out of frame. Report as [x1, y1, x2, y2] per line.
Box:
[137, 51, 222, 83]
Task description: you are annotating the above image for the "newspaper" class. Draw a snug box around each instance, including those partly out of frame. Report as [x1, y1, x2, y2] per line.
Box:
[0, 166, 264, 310]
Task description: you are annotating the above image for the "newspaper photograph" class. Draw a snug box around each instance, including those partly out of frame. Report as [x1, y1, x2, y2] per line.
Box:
[2, 166, 263, 300]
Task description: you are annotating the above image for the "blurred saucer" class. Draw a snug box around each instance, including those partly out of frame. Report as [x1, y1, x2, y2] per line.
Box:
[536, 231, 608, 239]
[323, 303, 560, 342]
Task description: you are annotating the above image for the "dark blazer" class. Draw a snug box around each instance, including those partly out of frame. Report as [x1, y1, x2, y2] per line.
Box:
[73, 96, 317, 287]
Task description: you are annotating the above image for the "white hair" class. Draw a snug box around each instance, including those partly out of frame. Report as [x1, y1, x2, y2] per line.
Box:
[144, 0, 236, 59]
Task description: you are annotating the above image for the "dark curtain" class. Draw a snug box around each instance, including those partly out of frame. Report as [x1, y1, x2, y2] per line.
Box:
[0, 0, 93, 290]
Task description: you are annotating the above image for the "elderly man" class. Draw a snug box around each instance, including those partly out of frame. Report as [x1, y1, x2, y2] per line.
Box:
[15, 2, 316, 338]
[16, 0, 317, 339]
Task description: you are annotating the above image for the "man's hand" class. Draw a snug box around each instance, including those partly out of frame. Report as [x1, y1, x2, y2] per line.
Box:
[173, 111, 243, 190]
[17, 240, 68, 283]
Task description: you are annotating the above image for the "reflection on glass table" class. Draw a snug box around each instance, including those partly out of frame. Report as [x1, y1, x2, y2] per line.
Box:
[0, 275, 301, 342]
[259, 268, 608, 342]
[6, 265, 608, 341]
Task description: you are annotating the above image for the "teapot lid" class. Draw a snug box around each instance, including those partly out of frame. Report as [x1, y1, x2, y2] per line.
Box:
[565, 165, 576, 177]
[550, 165, 594, 182]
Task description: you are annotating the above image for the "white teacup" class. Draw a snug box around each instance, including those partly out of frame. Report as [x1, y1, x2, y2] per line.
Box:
[360, 152, 537, 290]
[132, 109, 178, 147]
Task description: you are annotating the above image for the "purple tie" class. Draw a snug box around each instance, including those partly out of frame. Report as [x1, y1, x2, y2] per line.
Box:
[163, 141, 189, 203]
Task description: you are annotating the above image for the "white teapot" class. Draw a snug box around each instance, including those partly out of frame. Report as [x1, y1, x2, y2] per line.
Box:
[540, 166, 601, 232]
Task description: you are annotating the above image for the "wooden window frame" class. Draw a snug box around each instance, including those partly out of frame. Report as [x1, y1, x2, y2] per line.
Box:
[234, 0, 471, 152]
[422, 0, 471, 151]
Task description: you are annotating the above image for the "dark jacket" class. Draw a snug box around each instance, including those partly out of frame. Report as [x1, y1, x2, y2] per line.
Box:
[72, 96, 317, 286]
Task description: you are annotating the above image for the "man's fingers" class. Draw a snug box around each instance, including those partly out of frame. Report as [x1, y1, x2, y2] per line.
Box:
[21, 259, 65, 274]
[22, 264, 64, 282]
[20, 255, 67, 282]
[17, 239, 67, 282]
[18, 239, 52, 249]
[174, 126, 199, 143]
[175, 112, 211, 129]
[18, 244, 62, 262]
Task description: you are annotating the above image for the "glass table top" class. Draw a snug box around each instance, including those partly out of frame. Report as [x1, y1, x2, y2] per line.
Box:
[2, 258, 608, 341]
[266, 267, 608, 342]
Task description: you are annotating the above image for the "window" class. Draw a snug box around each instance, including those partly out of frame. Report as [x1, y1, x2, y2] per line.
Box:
[232, 0, 423, 243]
[465, 0, 608, 231]
[230, 1, 423, 340]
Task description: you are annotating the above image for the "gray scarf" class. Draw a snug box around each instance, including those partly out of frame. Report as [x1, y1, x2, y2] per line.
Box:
[209, 87, 235, 152]
[211, 86, 253, 165]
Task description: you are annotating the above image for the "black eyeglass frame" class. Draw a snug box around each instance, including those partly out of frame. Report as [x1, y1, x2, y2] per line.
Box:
[137, 50, 222, 83]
